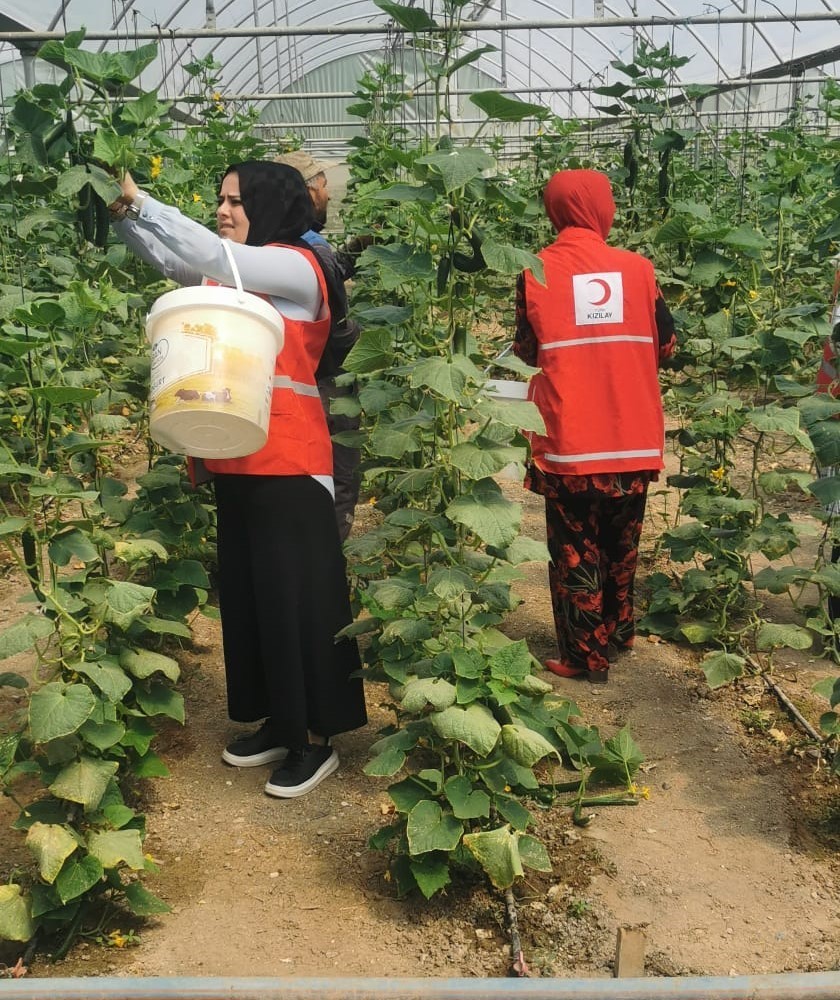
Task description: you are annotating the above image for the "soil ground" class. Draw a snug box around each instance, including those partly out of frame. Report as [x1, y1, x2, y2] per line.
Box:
[1, 463, 840, 982]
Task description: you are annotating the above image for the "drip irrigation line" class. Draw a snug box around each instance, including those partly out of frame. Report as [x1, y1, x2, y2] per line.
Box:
[504, 887, 531, 977]
[742, 653, 827, 751]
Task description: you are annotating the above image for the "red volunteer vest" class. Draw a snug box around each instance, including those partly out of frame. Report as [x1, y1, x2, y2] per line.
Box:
[525, 227, 665, 476]
[816, 266, 840, 397]
[204, 244, 333, 477]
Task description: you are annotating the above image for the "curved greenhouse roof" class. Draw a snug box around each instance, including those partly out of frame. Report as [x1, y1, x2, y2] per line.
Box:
[1, 1, 838, 147]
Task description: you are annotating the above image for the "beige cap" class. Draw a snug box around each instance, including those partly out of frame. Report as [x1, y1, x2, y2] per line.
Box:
[274, 149, 330, 183]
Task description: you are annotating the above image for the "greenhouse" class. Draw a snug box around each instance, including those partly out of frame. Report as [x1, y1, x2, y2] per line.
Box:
[0, 1, 839, 995]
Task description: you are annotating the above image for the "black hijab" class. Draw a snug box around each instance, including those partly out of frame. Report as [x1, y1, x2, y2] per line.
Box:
[222, 160, 314, 247]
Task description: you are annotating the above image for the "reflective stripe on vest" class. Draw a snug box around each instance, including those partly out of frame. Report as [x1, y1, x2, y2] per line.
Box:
[272, 375, 320, 398]
[543, 448, 662, 464]
[540, 334, 654, 351]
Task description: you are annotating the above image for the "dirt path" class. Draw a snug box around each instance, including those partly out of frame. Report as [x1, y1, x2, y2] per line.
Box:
[3, 482, 840, 980]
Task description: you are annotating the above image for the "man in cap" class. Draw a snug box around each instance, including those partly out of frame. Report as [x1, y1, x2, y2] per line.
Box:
[275, 149, 361, 543]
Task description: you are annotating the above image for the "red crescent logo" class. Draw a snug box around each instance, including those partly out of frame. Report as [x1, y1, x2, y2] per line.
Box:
[587, 278, 611, 306]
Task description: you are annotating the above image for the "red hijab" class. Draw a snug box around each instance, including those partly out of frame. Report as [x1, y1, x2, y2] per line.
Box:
[543, 169, 615, 239]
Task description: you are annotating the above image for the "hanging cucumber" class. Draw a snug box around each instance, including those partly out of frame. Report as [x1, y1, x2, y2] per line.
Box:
[452, 224, 486, 273]
[77, 182, 96, 242]
[436, 258, 451, 297]
[93, 192, 110, 248]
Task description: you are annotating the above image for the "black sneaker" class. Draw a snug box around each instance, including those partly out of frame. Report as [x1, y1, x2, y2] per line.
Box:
[222, 721, 287, 767]
[264, 744, 338, 798]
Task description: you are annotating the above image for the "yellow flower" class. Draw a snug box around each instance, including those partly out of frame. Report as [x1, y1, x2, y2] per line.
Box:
[212, 92, 222, 102]
[748, 289, 758, 301]
[108, 930, 128, 948]
[10, 414, 24, 430]
[149, 155, 163, 180]
[368, 496, 377, 505]
[192, 193, 203, 203]
[709, 465, 726, 483]
[639, 785, 651, 800]
[722, 307, 730, 316]
[721, 279, 737, 288]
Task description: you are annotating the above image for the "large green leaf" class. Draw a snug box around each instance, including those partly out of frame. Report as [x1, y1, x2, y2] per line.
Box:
[415, 147, 496, 194]
[134, 681, 185, 723]
[518, 834, 552, 873]
[430, 703, 501, 756]
[473, 397, 546, 433]
[0, 885, 35, 942]
[72, 658, 132, 703]
[123, 883, 171, 916]
[469, 90, 549, 122]
[48, 527, 100, 567]
[462, 825, 523, 889]
[87, 829, 145, 870]
[427, 567, 476, 600]
[409, 854, 451, 900]
[450, 440, 525, 479]
[341, 327, 394, 374]
[104, 581, 157, 630]
[500, 724, 558, 767]
[410, 355, 479, 401]
[55, 854, 104, 904]
[49, 756, 119, 810]
[29, 682, 96, 743]
[447, 479, 521, 548]
[481, 242, 545, 281]
[406, 800, 463, 855]
[701, 651, 745, 689]
[368, 183, 438, 203]
[0, 614, 55, 661]
[119, 648, 181, 683]
[755, 623, 813, 652]
[401, 678, 457, 713]
[373, 0, 436, 29]
[26, 823, 79, 884]
[444, 775, 490, 819]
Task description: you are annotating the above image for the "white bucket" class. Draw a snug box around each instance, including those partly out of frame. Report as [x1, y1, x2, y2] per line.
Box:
[485, 378, 529, 401]
[145, 242, 284, 459]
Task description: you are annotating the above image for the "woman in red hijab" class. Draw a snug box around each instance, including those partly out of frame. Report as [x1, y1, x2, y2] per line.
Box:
[514, 170, 676, 682]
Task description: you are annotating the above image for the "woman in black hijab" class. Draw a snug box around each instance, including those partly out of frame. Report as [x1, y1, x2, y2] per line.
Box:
[110, 161, 367, 798]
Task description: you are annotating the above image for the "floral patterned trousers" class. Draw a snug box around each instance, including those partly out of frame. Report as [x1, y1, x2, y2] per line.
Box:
[542, 476, 648, 675]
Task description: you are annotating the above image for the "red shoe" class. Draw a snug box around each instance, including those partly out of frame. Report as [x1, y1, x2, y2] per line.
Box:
[544, 659, 587, 678]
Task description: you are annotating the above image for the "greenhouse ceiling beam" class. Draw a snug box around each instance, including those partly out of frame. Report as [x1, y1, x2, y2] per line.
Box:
[2, 10, 840, 43]
[183, 76, 831, 102]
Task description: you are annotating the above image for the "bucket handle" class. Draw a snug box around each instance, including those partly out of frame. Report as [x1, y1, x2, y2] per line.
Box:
[220, 238, 248, 303]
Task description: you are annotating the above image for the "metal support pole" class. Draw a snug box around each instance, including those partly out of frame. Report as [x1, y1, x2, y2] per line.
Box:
[2, 973, 840, 1000]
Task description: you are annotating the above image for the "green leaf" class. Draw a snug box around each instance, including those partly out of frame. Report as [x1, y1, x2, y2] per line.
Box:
[415, 147, 496, 194]
[410, 355, 479, 401]
[474, 397, 546, 433]
[73, 659, 132, 703]
[29, 682, 96, 743]
[49, 756, 120, 811]
[364, 746, 407, 777]
[500, 724, 558, 767]
[119, 648, 181, 683]
[447, 479, 521, 548]
[401, 677, 457, 713]
[502, 536, 549, 564]
[701, 651, 745, 689]
[368, 183, 437, 204]
[462, 825, 522, 889]
[55, 854, 104, 904]
[341, 327, 394, 374]
[680, 621, 720, 644]
[450, 440, 525, 479]
[132, 750, 170, 778]
[409, 854, 451, 900]
[0, 516, 28, 537]
[48, 527, 100, 567]
[134, 681, 185, 723]
[430, 703, 501, 756]
[373, 0, 436, 30]
[495, 793, 533, 831]
[79, 719, 126, 751]
[406, 800, 463, 855]
[444, 775, 490, 819]
[755, 623, 813, 652]
[25, 822, 79, 884]
[745, 404, 801, 437]
[721, 224, 770, 252]
[0, 613, 55, 660]
[87, 829, 145, 870]
[123, 882, 171, 916]
[469, 90, 549, 122]
[482, 242, 544, 281]
[0, 885, 35, 942]
[517, 834, 552, 873]
[104, 581, 157, 630]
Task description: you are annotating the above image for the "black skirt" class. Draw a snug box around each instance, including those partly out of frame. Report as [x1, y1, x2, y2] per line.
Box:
[213, 474, 367, 747]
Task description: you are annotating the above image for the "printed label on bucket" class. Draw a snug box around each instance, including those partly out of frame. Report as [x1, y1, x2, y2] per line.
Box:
[151, 329, 212, 398]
